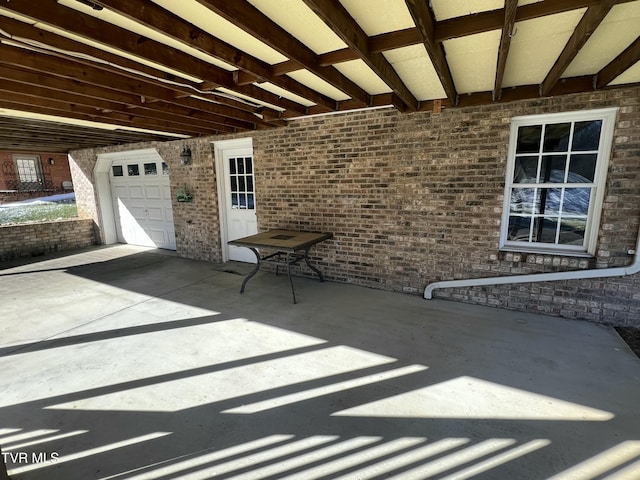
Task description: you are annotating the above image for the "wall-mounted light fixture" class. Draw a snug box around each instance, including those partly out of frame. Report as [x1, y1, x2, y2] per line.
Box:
[180, 146, 192, 165]
[48, 157, 55, 165]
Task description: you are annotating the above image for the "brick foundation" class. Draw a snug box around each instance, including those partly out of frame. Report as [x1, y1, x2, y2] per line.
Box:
[0, 219, 96, 262]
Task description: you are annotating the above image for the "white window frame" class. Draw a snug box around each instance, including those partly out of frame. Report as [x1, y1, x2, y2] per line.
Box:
[13, 154, 44, 190]
[500, 108, 617, 257]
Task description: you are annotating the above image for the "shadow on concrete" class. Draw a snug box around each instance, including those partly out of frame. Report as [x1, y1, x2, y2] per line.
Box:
[1, 246, 639, 479]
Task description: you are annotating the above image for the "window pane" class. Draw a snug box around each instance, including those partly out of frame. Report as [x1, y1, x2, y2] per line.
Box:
[127, 164, 139, 176]
[230, 176, 237, 192]
[229, 158, 236, 174]
[568, 154, 596, 182]
[237, 158, 245, 174]
[543, 123, 571, 152]
[516, 125, 542, 153]
[245, 157, 253, 174]
[559, 219, 586, 245]
[238, 176, 246, 192]
[562, 188, 591, 215]
[539, 188, 562, 215]
[572, 120, 601, 151]
[247, 193, 255, 210]
[231, 192, 238, 207]
[539, 155, 567, 183]
[508, 216, 531, 241]
[247, 176, 254, 191]
[513, 157, 538, 183]
[112, 165, 123, 177]
[510, 188, 536, 213]
[532, 217, 559, 243]
[144, 163, 157, 175]
[162, 162, 169, 175]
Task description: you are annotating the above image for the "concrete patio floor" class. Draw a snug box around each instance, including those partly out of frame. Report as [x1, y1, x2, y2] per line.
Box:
[1, 245, 639, 480]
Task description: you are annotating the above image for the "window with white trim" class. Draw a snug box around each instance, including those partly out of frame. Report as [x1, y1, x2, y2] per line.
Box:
[500, 108, 617, 256]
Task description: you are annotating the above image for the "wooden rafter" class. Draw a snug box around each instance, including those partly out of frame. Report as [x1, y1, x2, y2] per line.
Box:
[404, 0, 457, 105]
[302, 0, 417, 110]
[541, 0, 618, 96]
[90, 0, 338, 111]
[596, 36, 640, 88]
[0, 43, 268, 132]
[193, 0, 370, 107]
[493, 0, 519, 102]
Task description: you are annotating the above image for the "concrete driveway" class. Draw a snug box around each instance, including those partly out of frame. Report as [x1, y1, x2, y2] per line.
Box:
[1, 245, 639, 480]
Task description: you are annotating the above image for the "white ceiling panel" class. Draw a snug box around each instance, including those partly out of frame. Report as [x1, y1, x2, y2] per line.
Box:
[431, 0, 504, 21]
[286, 70, 351, 101]
[339, 0, 415, 35]
[502, 9, 587, 88]
[384, 45, 446, 100]
[249, 0, 346, 55]
[444, 30, 502, 94]
[334, 60, 392, 95]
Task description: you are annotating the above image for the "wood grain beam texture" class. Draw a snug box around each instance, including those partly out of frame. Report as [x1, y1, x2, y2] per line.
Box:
[404, 0, 457, 105]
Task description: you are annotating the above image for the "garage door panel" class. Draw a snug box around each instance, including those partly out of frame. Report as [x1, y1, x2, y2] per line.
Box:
[145, 185, 161, 199]
[129, 185, 144, 199]
[114, 185, 128, 198]
[147, 207, 163, 222]
[148, 229, 168, 244]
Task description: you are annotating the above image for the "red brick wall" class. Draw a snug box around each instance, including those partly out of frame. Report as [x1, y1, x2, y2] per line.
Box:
[70, 85, 640, 327]
[0, 151, 73, 203]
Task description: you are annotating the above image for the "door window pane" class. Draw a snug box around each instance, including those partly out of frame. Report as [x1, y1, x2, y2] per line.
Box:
[112, 165, 123, 177]
[127, 164, 139, 176]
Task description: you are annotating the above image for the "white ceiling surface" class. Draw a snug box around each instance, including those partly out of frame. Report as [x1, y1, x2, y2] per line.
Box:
[0, 0, 638, 128]
[159, 0, 640, 100]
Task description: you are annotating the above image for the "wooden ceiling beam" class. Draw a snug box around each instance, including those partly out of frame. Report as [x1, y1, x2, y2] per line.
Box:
[302, 0, 417, 110]
[404, 0, 457, 105]
[541, 0, 617, 96]
[0, 99, 206, 137]
[91, 0, 338, 111]
[0, 0, 236, 86]
[194, 0, 370, 107]
[0, 44, 269, 130]
[0, 79, 240, 134]
[493, 0, 518, 102]
[596, 36, 640, 88]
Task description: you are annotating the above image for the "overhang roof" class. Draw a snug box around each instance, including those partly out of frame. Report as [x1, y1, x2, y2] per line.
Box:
[0, 0, 639, 152]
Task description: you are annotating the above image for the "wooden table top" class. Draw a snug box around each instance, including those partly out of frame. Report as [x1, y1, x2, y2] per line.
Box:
[228, 229, 333, 252]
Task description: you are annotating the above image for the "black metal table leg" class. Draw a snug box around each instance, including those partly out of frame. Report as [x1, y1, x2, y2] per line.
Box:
[303, 247, 325, 282]
[287, 252, 297, 304]
[239, 247, 261, 294]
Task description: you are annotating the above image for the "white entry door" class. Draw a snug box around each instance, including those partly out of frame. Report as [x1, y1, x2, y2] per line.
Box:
[223, 147, 257, 262]
[110, 157, 176, 250]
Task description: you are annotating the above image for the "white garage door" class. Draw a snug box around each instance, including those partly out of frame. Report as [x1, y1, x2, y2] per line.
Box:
[110, 157, 176, 250]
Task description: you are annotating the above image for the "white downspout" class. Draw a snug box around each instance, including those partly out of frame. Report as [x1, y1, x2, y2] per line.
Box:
[424, 225, 640, 300]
